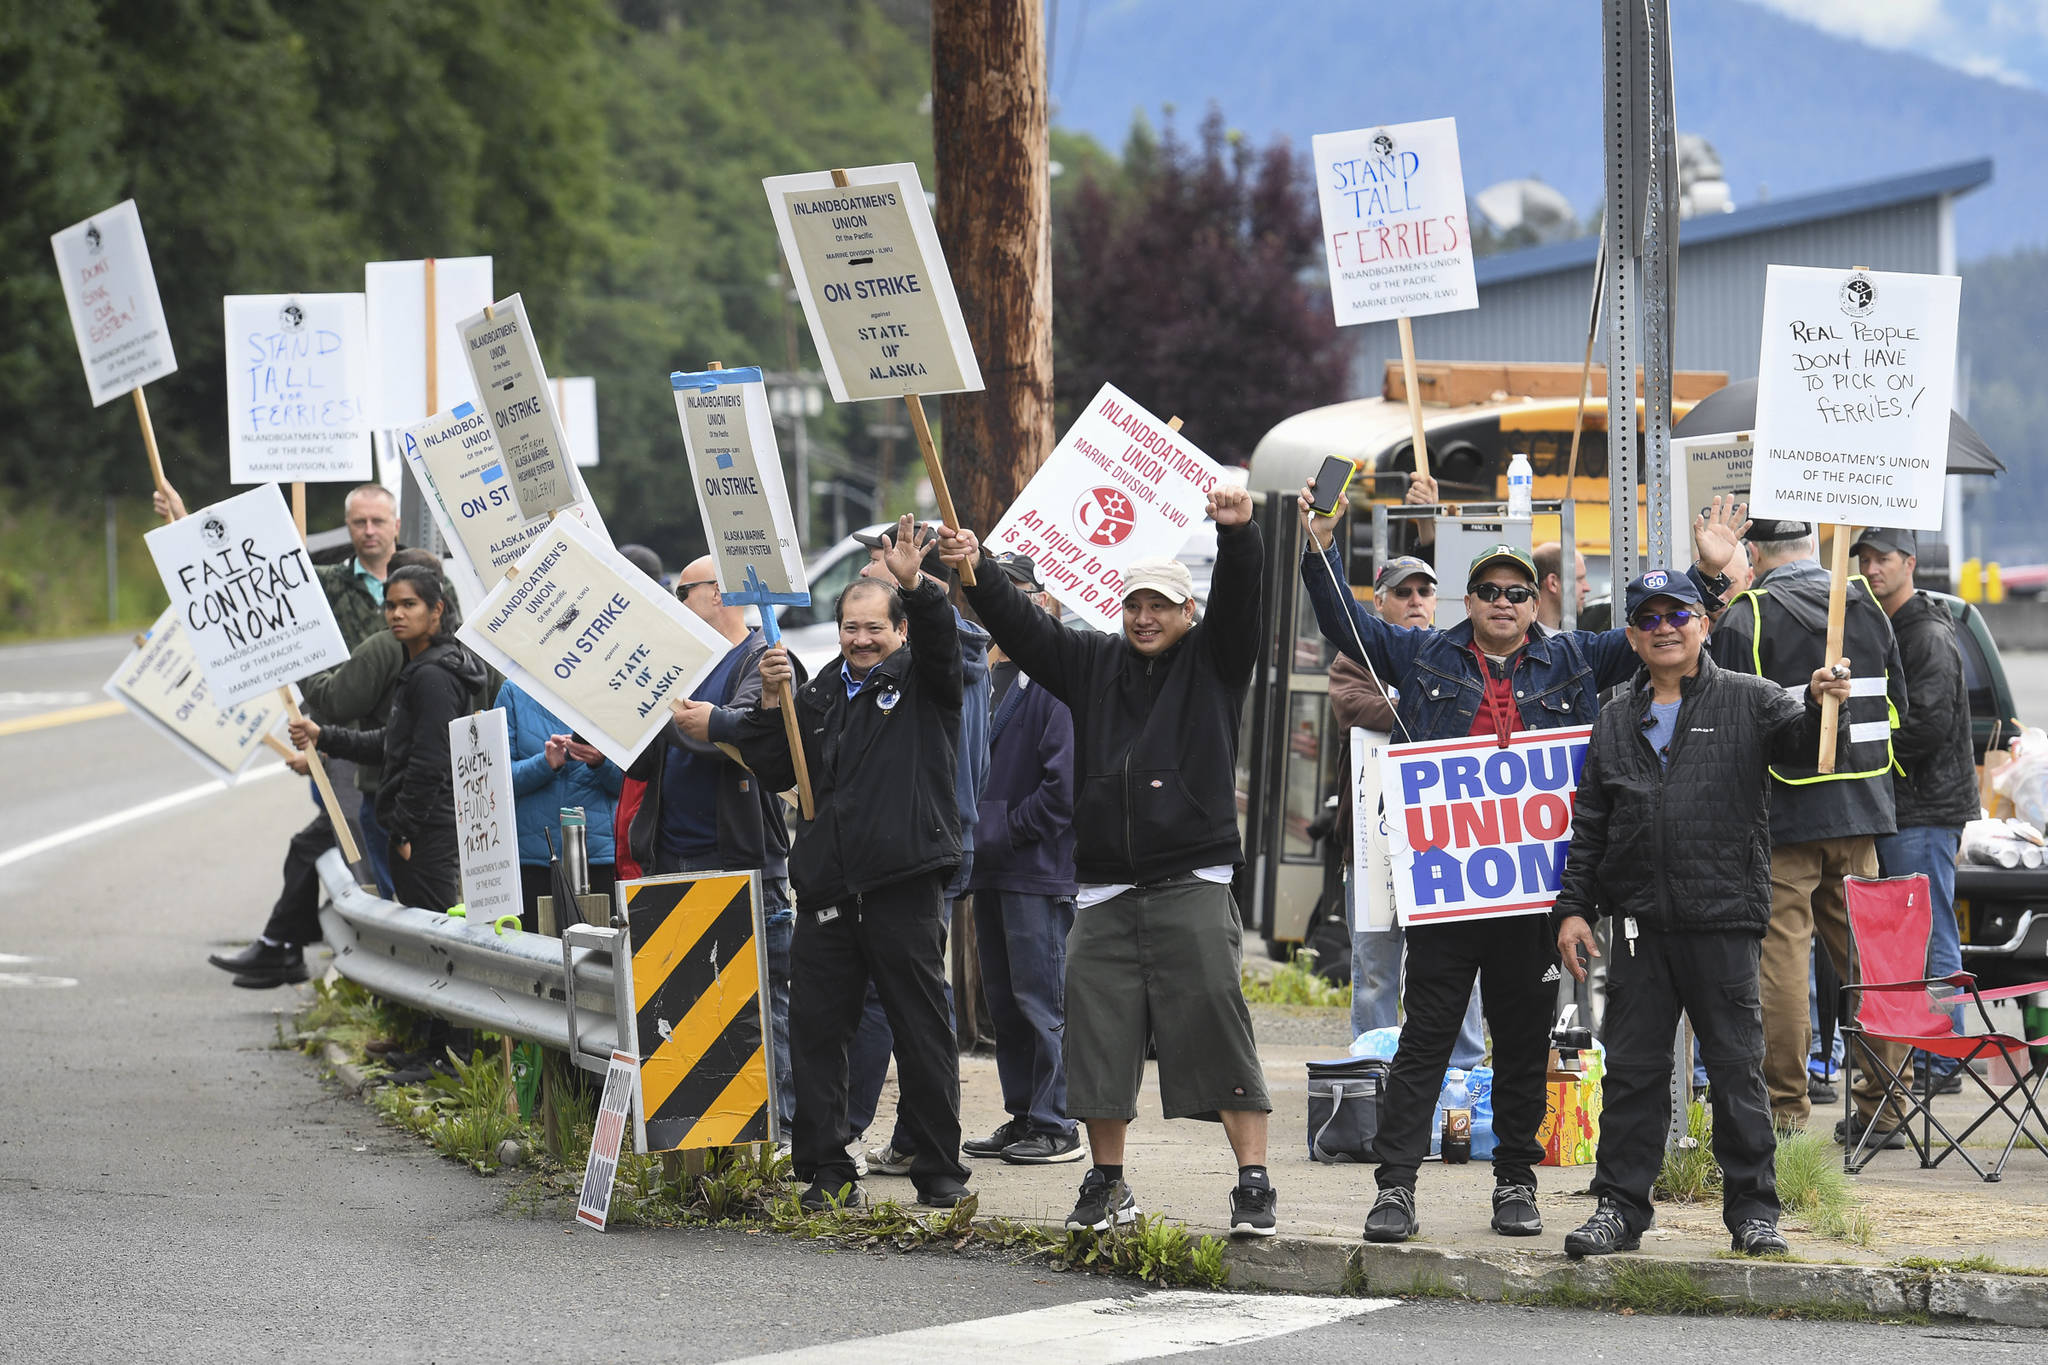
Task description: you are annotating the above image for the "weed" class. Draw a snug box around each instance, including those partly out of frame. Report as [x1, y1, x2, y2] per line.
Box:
[1241, 948, 1351, 1008]
[1654, 1101, 1720, 1202]
[1895, 1254, 2048, 1277]
[1396, 1269, 1461, 1299]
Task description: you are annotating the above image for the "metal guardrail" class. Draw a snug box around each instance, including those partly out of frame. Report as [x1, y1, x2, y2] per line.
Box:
[314, 849, 627, 1073]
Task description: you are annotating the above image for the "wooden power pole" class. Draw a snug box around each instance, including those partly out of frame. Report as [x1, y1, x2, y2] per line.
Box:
[930, 0, 1054, 536]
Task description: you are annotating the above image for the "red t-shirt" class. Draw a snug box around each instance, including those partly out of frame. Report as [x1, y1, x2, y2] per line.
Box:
[1468, 642, 1523, 747]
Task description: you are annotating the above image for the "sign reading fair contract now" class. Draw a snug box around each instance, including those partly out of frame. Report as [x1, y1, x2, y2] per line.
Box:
[986, 384, 1223, 631]
[1381, 728, 1591, 926]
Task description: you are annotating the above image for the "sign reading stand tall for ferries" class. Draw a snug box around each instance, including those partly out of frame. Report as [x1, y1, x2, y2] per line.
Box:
[1311, 117, 1478, 327]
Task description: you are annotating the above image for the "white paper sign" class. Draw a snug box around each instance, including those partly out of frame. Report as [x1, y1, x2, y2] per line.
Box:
[49, 200, 178, 405]
[986, 383, 1223, 631]
[459, 294, 578, 521]
[104, 608, 287, 782]
[672, 367, 808, 601]
[1350, 727, 1399, 932]
[1667, 435, 1754, 543]
[1751, 264, 1960, 533]
[451, 708, 520, 924]
[223, 292, 371, 483]
[456, 516, 731, 769]
[1312, 117, 1478, 327]
[143, 485, 351, 708]
[764, 163, 983, 403]
[556, 377, 600, 466]
[364, 256, 494, 428]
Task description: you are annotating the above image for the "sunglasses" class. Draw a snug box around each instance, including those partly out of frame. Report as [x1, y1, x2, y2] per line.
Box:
[1382, 582, 1437, 599]
[1630, 608, 1700, 631]
[674, 579, 717, 599]
[1469, 582, 1536, 604]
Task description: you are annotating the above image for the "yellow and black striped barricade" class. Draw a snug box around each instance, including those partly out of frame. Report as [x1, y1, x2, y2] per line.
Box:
[615, 870, 779, 1153]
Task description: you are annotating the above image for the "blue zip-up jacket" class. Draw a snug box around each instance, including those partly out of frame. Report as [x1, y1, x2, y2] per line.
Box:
[1301, 542, 1721, 741]
[965, 669, 1078, 897]
[498, 680, 624, 867]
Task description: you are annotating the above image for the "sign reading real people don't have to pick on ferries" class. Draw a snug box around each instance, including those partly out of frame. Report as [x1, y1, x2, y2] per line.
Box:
[1312, 117, 1478, 327]
[1750, 264, 1960, 533]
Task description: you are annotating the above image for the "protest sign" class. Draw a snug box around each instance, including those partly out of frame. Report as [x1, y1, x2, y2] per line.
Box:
[104, 609, 288, 782]
[364, 256, 493, 429]
[143, 484, 351, 709]
[1312, 118, 1478, 328]
[763, 163, 982, 404]
[1380, 727, 1592, 926]
[451, 708, 520, 927]
[458, 294, 578, 522]
[395, 399, 611, 609]
[1750, 264, 1960, 534]
[1350, 727, 1399, 932]
[49, 199, 178, 407]
[986, 383, 1223, 631]
[555, 377, 600, 466]
[1666, 435, 1752, 547]
[574, 1049, 639, 1231]
[673, 367, 808, 602]
[456, 515, 731, 770]
[223, 293, 371, 483]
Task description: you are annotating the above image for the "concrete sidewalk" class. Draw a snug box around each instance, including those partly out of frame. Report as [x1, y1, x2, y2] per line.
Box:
[862, 1002, 2048, 1325]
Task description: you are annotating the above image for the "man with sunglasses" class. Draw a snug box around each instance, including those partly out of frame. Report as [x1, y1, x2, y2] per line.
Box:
[1553, 572, 1852, 1259]
[1298, 487, 1747, 1247]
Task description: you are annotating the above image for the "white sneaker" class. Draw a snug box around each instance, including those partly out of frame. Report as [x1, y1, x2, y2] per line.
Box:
[846, 1142, 869, 1178]
[866, 1141, 915, 1175]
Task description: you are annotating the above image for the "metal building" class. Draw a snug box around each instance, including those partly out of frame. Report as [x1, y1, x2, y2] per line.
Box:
[1345, 158, 1992, 392]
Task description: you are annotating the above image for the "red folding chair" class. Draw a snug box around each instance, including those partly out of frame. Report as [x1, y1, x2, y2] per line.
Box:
[1841, 874, 2048, 1181]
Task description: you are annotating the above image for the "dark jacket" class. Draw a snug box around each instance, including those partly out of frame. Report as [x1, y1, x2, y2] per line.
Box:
[316, 638, 489, 849]
[1887, 590, 1979, 829]
[626, 628, 799, 885]
[300, 630, 404, 795]
[317, 557, 389, 653]
[499, 680, 624, 867]
[1328, 654, 1398, 862]
[961, 520, 1264, 885]
[733, 579, 962, 909]
[1708, 557, 1908, 845]
[965, 667, 1078, 897]
[1554, 653, 1826, 936]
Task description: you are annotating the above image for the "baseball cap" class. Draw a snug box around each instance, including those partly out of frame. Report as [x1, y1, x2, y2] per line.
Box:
[1851, 527, 1918, 558]
[1623, 568, 1706, 621]
[990, 550, 1044, 591]
[1375, 555, 1438, 591]
[1122, 557, 1195, 604]
[1466, 543, 1536, 589]
[1744, 518, 1812, 543]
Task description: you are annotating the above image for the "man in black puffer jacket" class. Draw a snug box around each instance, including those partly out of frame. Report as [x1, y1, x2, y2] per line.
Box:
[1553, 570, 1851, 1261]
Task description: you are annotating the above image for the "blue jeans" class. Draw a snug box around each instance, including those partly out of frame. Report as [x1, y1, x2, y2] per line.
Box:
[1876, 825, 1965, 1076]
[1351, 920, 1486, 1070]
[972, 890, 1076, 1138]
[358, 794, 395, 899]
[846, 896, 959, 1147]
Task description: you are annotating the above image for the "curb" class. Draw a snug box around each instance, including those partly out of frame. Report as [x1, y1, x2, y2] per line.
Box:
[321, 1041, 371, 1096]
[1221, 1233, 2048, 1327]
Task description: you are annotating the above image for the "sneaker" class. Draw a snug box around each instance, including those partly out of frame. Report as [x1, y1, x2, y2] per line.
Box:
[1808, 1076, 1839, 1104]
[866, 1142, 915, 1175]
[1564, 1200, 1640, 1259]
[799, 1179, 863, 1211]
[1362, 1186, 1418, 1243]
[1229, 1180, 1278, 1238]
[963, 1118, 1030, 1159]
[915, 1176, 972, 1209]
[1730, 1219, 1789, 1256]
[1064, 1168, 1139, 1232]
[1834, 1116, 1906, 1151]
[1000, 1129, 1084, 1165]
[1490, 1183, 1542, 1237]
[846, 1142, 869, 1178]
[1926, 1070, 1964, 1096]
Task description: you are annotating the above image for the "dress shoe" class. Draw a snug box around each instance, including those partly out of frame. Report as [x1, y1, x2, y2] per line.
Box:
[210, 940, 293, 974]
[225, 943, 306, 988]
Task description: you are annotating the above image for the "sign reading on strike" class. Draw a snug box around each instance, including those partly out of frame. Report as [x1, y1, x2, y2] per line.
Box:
[1667, 435, 1752, 539]
[672, 367, 807, 603]
[459, 294, 578, 522]
[364, 256, 493, 429]
[986, 383, 1223, 631]
[1380, 728, 1591, 926]
[451, 708, 519, 926]
[1312, 117, 1477, 327]
[224, 292, 371, 483]
[1751, 264, 1960, 533]
[105, 608, 288, 782]
[764, 163, 982, 403]
[143, 484, 350, 709]
[49, 199, 178, 405]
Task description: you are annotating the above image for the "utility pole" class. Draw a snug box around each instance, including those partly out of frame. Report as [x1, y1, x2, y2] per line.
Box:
[930, 0, 1055, 536]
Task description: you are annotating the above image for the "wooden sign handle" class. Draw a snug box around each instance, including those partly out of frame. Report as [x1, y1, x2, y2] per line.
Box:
[423, 256, 438, 415]
[1816, 523, 1852, 774]
[279, 684, 363, 864]
[133, 387, 173, 518]
[291, 481, 307, 545]
[778, 678, 815, 821]
[1396, 315, 1431, 483]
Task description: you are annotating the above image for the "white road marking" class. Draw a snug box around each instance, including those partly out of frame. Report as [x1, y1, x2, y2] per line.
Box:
[0, 691, 95, 708]
[715, 1290, 1398, 1365]
[0, 973, 77, 988]
[0, 763, 291, 873]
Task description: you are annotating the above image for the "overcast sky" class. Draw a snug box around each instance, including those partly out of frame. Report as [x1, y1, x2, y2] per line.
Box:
[1748, 0, 2048, 88]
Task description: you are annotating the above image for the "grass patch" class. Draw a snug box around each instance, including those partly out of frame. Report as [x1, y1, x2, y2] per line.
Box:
[1775, 1128, 1873, 1246]
[1655, 1101, 1719, 1202]
[1895, 1254, 2048, 1277]
[1241, 948, 1351, 1008]
[0, 495, 168, 642]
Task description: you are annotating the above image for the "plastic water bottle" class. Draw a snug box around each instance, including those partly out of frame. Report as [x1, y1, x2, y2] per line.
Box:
[1506, 452, 1534, 519]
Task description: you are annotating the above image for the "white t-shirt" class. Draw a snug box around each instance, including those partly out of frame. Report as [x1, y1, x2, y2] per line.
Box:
[1076, 865, 1235, 910]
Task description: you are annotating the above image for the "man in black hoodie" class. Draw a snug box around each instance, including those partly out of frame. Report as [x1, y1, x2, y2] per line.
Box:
[939, 485, 1278, 1240]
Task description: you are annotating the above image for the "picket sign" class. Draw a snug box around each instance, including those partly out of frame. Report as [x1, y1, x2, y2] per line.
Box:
[574, 1049, 639, 1231]
[1349, 727, 1398, 932]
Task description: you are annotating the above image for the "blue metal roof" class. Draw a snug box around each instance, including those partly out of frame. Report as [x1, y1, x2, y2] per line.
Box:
[1474, 158, 1994, 287]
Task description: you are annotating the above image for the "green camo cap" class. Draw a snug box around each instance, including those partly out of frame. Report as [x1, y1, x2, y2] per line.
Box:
[1466, 543, 1536, 589]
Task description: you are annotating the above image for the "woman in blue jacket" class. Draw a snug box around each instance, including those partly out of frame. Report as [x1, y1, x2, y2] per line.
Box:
[497, 679, 624, 932]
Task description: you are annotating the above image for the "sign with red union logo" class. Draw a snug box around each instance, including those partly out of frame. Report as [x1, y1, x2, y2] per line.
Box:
[986, 383, 1225, 630]
[1380, 727, 1591, 926]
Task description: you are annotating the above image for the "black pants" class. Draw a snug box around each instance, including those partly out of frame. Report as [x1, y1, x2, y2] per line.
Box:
[1375, 915, 1552, 1192]
[790, 871, 967, 1195]
[391, 825, 461, 914]
[1591, 927, 1778, 1234]
[261, 813, 336, 947]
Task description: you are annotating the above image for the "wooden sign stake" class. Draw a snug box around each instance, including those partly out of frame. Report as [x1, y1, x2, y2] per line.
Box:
[423, 256, 438, 415]
[133, 387, 174, 518]
[1564, 237, 1608, 505]
[291, 481, 307, 545]
[1395, 315, 1431, 483]
[1816, 523, 1852, 775]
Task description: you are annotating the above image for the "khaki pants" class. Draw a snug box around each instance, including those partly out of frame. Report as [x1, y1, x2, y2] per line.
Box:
[1760, 835, 1913, 1130]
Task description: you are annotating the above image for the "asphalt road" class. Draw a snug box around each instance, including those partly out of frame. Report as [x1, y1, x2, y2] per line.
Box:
[5, 633, 2048, 1362]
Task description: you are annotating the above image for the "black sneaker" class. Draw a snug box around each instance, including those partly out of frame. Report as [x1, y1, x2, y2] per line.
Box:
[963, 1118, 1030, 1159]
[1564, 1200, 1640, 1258]
[219, 942, 306, 987]
[1809, 1076, 1839, 1104]
[1001, 1129, 1084, 1165]
[1926, 1070, 1964, 1096]
[1834, 1116, 1906, 1150]
[1490, 1183, 1541, 1237]
[1229, 1180, 1278, 1238]
[1363, 1186, 1418, 1243]
[914, 1176, 972, 1209]
[1064, 1168, 1139, 1232]
[799, 1178, 863, 1212]
[1730, 1219, 1789, 1256]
